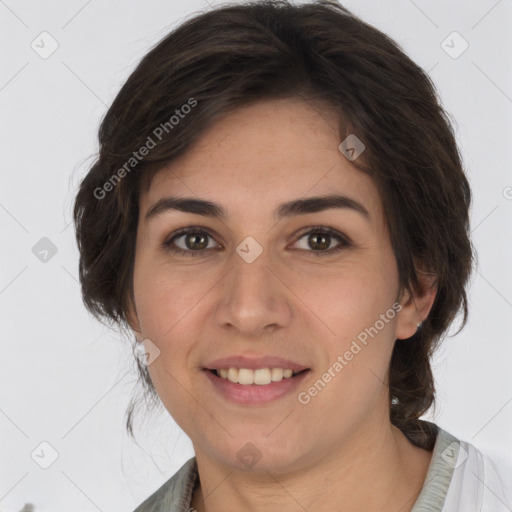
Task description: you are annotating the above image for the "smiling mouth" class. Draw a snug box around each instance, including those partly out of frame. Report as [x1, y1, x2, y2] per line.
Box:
[207, 367, 310, 386]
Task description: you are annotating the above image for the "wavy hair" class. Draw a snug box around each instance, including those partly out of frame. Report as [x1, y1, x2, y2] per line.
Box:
[73, 0, 474, 449]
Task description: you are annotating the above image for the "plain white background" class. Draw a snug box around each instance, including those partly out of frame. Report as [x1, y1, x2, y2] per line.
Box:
[1, 0, 511, 510]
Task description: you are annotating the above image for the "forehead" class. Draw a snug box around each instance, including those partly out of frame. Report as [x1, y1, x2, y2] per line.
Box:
[140, 98, 384, 226]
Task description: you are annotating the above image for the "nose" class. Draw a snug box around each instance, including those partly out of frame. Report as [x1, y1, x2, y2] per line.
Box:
[214, 247, 293, 337]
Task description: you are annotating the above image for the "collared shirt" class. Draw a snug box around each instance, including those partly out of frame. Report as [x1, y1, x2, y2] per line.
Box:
[132, 425, 512, 511]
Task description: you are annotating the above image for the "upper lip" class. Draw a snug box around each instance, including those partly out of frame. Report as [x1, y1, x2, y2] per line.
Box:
[204, 355, 310, 372]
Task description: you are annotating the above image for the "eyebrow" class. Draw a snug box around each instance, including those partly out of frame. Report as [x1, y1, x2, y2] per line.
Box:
[144, 193, 371, 223]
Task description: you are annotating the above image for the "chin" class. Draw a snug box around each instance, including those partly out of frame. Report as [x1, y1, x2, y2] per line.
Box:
[204, 433, 308, 474]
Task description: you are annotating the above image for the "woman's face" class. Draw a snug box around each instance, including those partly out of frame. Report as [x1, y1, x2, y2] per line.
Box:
[130, 98, 424, 472]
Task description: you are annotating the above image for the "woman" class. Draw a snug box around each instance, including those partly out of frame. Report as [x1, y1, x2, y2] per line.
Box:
[73, 1, 511, 510]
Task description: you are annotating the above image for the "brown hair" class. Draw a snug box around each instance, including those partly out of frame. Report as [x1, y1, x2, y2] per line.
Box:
[73, 0, 474, 449]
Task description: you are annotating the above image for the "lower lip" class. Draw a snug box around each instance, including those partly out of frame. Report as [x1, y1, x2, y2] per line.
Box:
[203, 369, 310, 405]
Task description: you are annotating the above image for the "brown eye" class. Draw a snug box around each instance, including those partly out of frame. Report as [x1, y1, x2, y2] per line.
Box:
[308, 233, 332, 251]
[163, 225, 350, 257]
[163, 227, 219, 256]
[182, 232, 209, 251]
[293, 227, 351, 256]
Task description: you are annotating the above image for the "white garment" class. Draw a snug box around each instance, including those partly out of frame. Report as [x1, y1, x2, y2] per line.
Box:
[443, 437, 512, 511]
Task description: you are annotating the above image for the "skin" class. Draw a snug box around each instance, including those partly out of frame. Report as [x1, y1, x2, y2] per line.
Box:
[128, 97, 437, 512]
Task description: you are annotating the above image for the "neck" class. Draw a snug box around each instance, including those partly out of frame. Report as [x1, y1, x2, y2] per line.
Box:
[191, 421, 433, 512]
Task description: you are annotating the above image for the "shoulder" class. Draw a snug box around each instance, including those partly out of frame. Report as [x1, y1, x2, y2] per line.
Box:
[132, 457, 198, 512]
[439, 428, 512, 511]
[411, 423, 512, 512]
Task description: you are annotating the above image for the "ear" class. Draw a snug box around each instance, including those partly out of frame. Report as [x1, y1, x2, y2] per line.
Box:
[395, 270, 437, 340]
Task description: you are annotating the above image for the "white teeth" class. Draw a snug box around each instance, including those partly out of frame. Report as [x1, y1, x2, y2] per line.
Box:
[254, 368, 271, 385]
[216, 367, 298, 385]
[238, 368, 254, 385]
[227, 367, 238, 383]
[271, 368, 284, 381]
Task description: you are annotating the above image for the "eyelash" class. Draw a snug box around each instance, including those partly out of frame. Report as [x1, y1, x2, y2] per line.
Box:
[162, 225, 352, 257]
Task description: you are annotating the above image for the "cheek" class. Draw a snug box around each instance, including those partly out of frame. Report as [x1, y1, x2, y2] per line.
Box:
[133, 263, 211, 426]
[297, 259, 398, 396]
[295, 259, 396, 339]
[133, 258, 213, 337]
